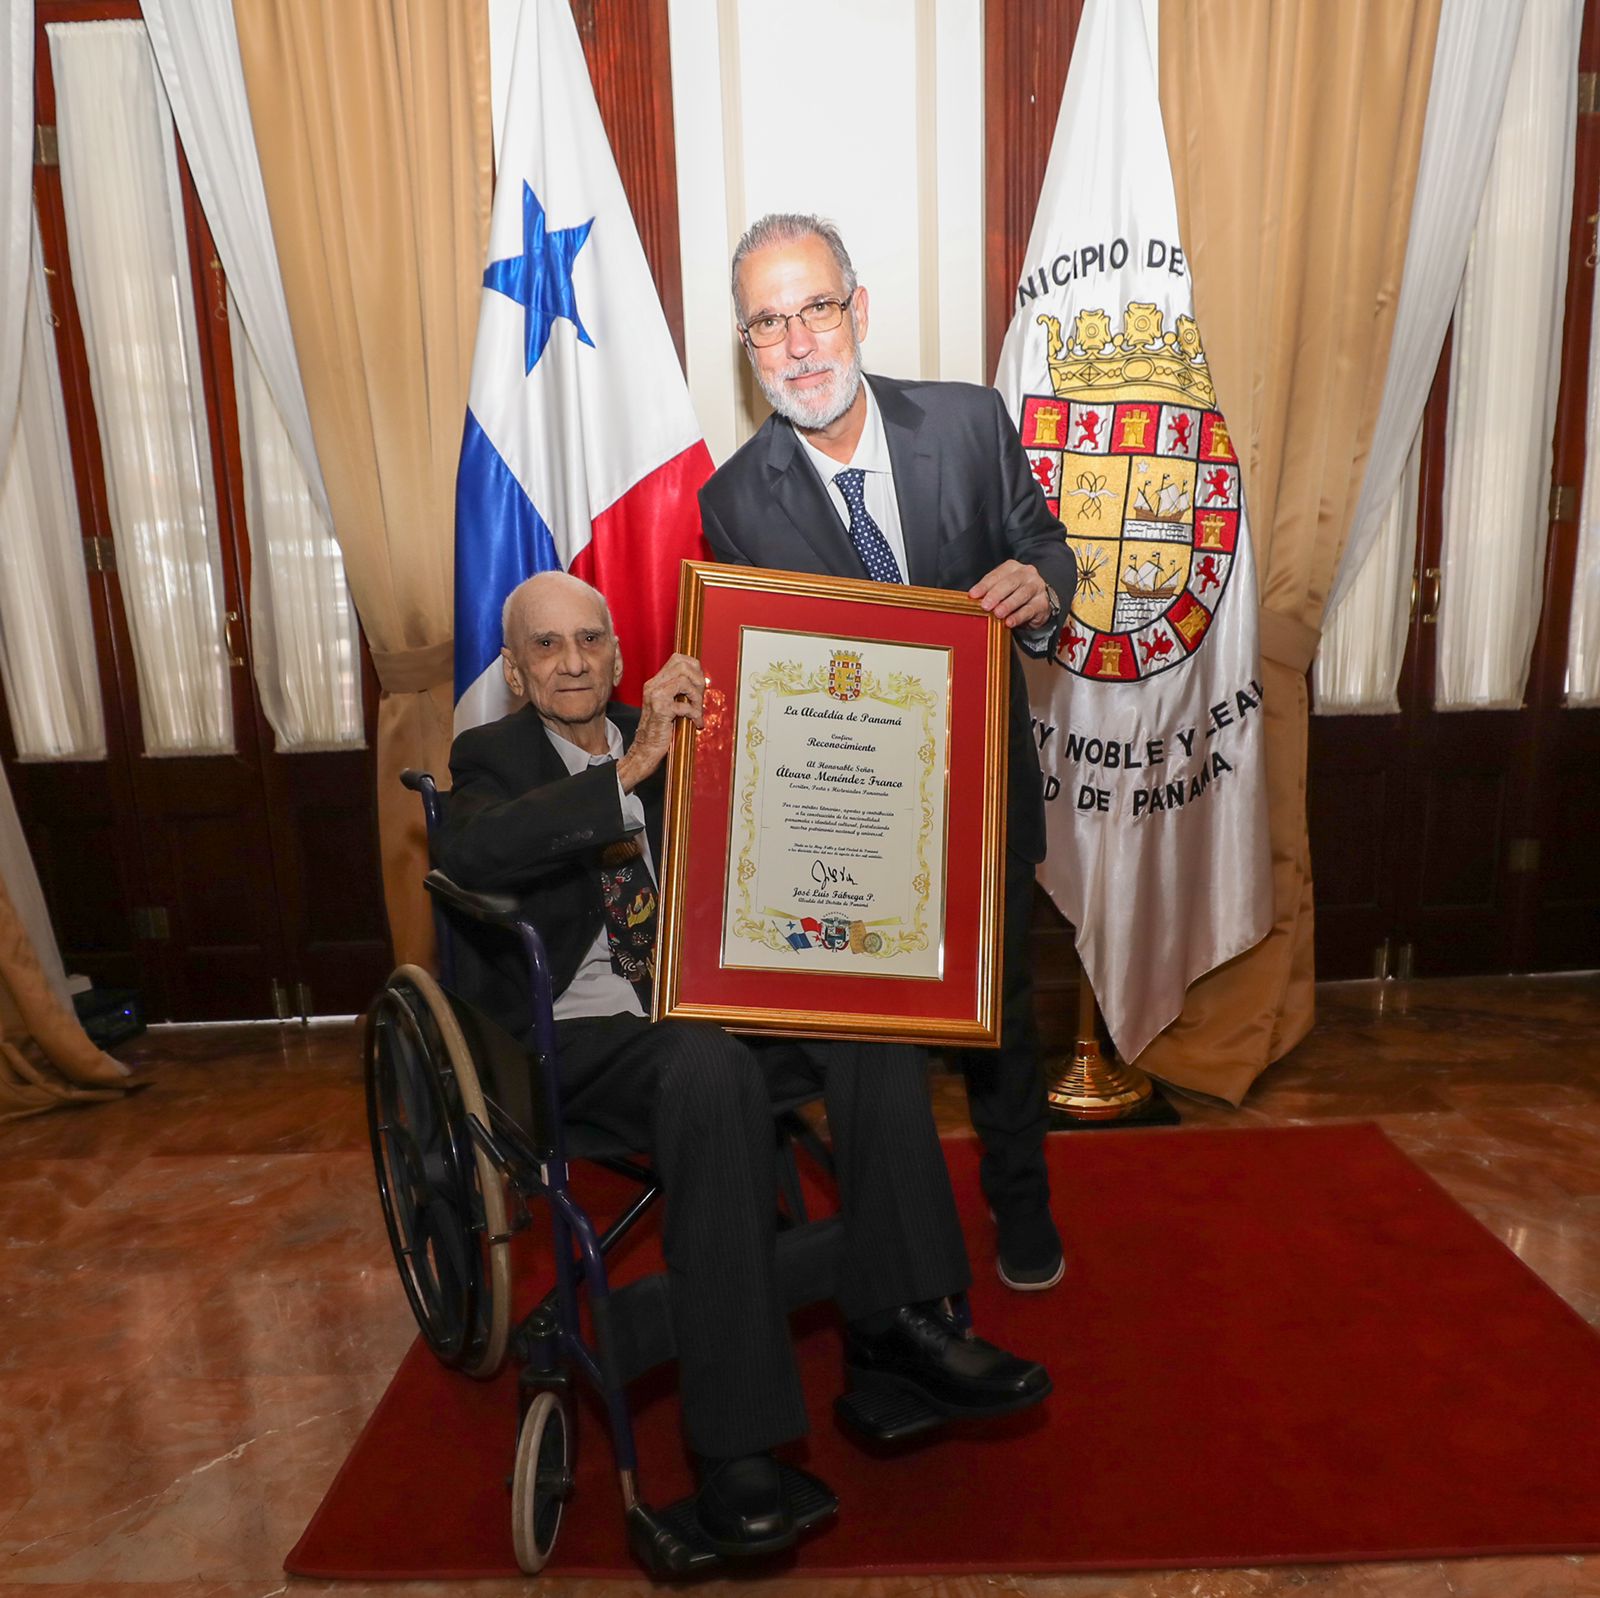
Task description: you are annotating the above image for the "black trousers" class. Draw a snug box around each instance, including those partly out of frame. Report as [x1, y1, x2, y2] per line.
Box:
[958, 846, 1052, 1220]
[553, 1015, 972, 1460]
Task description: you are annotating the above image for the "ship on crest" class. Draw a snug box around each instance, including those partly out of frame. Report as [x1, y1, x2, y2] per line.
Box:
[1120, 554, 1181, 600]
[1133, 473, 1191, 522]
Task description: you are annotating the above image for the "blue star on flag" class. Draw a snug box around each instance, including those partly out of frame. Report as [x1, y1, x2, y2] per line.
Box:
[482, 183, 594, 373]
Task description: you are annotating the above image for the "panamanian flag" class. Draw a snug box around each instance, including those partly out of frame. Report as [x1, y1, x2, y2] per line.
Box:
[453, 0, 711, 732]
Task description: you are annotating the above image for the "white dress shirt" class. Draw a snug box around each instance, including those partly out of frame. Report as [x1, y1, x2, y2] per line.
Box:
[543, 718, 656, 1022]
[797, 381, 909, 582]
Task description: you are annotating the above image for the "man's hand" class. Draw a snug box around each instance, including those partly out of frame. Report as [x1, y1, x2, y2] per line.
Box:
[615, 653, 705, 792]
[970, 560, 1054, 630]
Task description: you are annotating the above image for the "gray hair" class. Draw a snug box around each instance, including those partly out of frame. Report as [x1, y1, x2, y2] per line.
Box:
[730, 213, 857, 322]
[501, 570, 612, 644]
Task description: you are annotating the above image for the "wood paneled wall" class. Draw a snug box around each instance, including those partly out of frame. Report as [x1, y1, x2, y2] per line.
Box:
[982, 0, 1088, 377]
[570, 0, 686, 364]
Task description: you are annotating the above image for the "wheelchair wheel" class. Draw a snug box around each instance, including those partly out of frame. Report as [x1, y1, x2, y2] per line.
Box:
[365, 964, 512, 1378]
[512, 1390, 572, 1574]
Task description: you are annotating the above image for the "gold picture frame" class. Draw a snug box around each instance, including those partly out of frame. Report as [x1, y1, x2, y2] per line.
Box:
[655, 562, 1010, 1046]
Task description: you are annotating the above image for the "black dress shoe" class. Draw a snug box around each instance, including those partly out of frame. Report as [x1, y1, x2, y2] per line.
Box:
[693, 1451, 796, 1557]
[845, 1303, 1051, 1417]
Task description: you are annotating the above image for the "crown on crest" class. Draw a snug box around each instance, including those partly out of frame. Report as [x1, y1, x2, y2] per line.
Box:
[1037, 302, 1214, 410]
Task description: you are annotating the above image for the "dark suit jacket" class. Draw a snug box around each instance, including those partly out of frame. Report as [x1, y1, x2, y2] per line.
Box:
[698, 374, 1075, 862]
[436, 702, 663, 1039]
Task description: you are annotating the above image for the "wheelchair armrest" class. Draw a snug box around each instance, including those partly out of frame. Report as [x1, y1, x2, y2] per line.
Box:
[424, 868, 522, 928]
[422, 869, 560, 1107]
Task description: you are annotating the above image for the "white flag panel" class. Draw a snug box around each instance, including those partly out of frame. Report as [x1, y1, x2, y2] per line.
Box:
[993, 0, 1271, 1061]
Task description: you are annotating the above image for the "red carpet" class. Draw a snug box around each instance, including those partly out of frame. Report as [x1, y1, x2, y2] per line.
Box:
[287, 1124, 1600, 1577]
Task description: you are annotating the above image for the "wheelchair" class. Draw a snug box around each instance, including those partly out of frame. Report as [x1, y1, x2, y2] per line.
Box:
[364, 770, 967, 1576]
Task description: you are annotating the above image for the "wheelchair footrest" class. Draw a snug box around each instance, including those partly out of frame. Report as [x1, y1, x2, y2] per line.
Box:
[627, 1500, 721, 1579]
[629, 1464, 839, 1578]
[777, 1461, 840, 1531]
[833, 1381, 947, 1443]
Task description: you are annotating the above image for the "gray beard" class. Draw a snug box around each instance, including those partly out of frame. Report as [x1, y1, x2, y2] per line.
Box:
[755, 348, 864, 432]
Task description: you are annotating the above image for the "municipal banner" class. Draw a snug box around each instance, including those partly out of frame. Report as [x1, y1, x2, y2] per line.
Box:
[454, 0, 710, 732]
[993, 0, 1271, 1061]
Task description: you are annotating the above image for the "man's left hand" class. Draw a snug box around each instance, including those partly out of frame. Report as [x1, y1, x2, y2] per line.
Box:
[970, 560, 1054, 630]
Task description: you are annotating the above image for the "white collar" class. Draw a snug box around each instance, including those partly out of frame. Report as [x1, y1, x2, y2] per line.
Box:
[797, 377, 891, 481]
[542, 715, 623, 773]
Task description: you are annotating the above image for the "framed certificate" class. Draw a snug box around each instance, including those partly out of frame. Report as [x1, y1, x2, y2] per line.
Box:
[655, 562, 1010, 1046]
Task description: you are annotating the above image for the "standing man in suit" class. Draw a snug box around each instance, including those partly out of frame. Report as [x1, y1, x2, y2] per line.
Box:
[700, 214, 1077, 1293]
[438, 571, 1049, 1559]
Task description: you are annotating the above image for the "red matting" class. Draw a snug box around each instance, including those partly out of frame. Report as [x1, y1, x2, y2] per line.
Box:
[670, 578, 1000, 1032]
[287, 1125, 1600, 1578]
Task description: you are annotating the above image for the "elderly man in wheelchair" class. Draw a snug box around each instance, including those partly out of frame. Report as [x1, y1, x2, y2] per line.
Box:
[380, 569, 1048, 1571]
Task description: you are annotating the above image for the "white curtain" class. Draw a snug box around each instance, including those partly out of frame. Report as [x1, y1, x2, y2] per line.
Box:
[48, 20, 234, 756]
[140, 0, 329, 525]
[0, 217, 106, 761]
[0, 223, 90, 1011]
[231, 299, 364, 749]
[1436, 0, 1581, 711]
[0, 3, 31, 464]
[1, 3, 86, 1015]
[1567, 211, 1600, 705]
[1313, 426, 1423, 715]
[1324, 0, 1525, 623]
[142, 0, 363, 751]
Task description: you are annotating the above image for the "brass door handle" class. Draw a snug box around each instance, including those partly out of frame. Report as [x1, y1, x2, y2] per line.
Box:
[223, 609, 245, 666]
[1420, 567, 1442, 625]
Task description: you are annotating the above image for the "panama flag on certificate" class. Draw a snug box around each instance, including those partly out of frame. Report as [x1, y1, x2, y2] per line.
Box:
[453, 0, 711, 733]
[993, 0, 1271, 1062]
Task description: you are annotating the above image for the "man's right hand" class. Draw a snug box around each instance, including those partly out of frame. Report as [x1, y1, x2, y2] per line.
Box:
[615, 653, 706, 792]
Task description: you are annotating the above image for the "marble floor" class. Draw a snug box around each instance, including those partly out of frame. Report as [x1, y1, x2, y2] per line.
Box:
[2, 972, 1598, 1598]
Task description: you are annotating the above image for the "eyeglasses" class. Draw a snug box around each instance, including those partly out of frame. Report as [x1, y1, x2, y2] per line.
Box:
[740, 293, 853, 348]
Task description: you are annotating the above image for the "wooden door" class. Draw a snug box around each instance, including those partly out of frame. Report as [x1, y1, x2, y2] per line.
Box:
[1309, 26, 1600, 980]
[1394, 346, 1533, 979]
[1308, 420, 1523, 976]
[3, 4, 390, 1021]
[183, 180, 393, 1017]
[1509, 65, 1600, 973]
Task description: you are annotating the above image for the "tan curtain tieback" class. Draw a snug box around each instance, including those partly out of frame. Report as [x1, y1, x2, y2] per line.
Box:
[1257, 609, 1322, 675]
[369, 640, 455, 696]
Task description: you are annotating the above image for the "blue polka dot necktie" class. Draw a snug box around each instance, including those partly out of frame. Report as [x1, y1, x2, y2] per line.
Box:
[833, 467, 904, 584]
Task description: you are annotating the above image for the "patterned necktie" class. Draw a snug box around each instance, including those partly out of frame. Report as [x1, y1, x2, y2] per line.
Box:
[599, 838, 657, 1005]
[833, 467, 904, 584]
